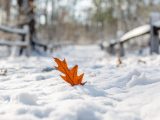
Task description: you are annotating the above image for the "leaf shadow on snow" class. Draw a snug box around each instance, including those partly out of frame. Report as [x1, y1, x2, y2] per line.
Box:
[75, 85, 106, 97]
[35, 75, 54, 81]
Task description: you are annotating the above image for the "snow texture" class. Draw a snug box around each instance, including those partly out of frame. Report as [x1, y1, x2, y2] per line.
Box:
[0, 45, 160, 120]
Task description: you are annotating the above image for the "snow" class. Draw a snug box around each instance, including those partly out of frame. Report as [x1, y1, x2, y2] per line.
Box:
[0, 45, 160, 120]
[120, 24, 150, 41]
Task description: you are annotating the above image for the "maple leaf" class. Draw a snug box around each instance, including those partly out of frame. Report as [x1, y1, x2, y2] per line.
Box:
[54, 58, 86, 86]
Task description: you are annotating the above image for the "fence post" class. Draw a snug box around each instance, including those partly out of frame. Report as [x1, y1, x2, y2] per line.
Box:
[108, 45, 115, 55]
[150, 25, 159, 54]
[119, 42, 124, 56]
[149, 12, 160, 54]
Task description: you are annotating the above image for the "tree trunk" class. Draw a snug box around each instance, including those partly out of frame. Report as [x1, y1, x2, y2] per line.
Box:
[17, 0, 36, 52]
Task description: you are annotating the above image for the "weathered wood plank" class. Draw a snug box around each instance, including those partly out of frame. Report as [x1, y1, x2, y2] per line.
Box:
[0, 40, 28, 47]
[120, 25, 150, 42]
[0, 25, 28, 35]
[0, 25, 30, 56]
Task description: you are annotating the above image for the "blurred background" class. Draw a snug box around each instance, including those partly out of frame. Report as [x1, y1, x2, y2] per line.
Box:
[0, 0, 160, 46]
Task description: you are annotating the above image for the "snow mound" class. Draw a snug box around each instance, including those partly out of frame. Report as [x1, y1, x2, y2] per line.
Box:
[127, 73, 160, 87]
[49, 100, 105, 120]
[15, 93, 38, 105]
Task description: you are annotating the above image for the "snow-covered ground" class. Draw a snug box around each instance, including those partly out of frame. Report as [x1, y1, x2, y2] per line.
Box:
[0, 45, 160, 120]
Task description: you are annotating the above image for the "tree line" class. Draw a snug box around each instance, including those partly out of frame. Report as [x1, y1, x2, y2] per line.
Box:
[0, 0, 160, 44]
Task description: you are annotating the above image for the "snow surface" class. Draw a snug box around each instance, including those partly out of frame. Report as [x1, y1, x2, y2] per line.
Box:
[0, 45, 160, 120]
[120, 24, 150, 41]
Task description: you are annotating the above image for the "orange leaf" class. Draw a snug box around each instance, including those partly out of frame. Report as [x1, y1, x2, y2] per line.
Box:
[54, 58, 85, 86]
